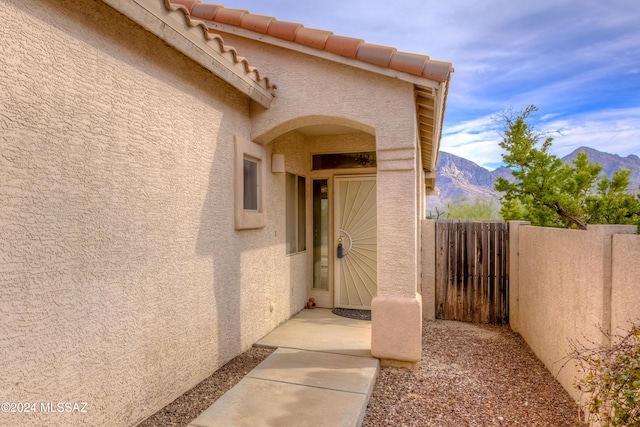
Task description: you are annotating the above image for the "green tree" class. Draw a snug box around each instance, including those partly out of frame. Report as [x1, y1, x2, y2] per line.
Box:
[585, 170, 640, 226]
[445, 197, 500, 220]
[494, 105, 640, 230]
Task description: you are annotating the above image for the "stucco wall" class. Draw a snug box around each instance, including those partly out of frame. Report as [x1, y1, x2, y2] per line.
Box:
[219, 32, 422, 297]
[611, 234, 640, 336]
[510, 224, 638, 404]
[0, 0, 306, 425]
[420, 220, 436, 320]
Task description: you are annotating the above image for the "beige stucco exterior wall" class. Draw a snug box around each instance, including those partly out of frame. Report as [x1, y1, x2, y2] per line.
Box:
[611, 234, 640, 336]
[0, 0, 307, 426]
[510, 224, 638, 404]
[221, 32, 425, 364]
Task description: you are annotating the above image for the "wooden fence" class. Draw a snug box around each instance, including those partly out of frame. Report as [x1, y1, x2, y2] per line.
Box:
[435, 220, 509, 324]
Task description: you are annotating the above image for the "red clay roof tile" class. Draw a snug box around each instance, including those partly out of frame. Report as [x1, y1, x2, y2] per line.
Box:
[170, 0, 199, 11]
[190, 3, 223, 20]
[389, 51, 430, 76]
[164, 0, 276, 93]
[324, 35, 364, 59]
[169, 1, 453, 83]
[214, 8, 248, 26]
[294, 27, 333, 50]
[266, 20, 303, 41]
[421, 59, 454, 81]
[356, 43, 397, 68]
[240, 13, 276, 33]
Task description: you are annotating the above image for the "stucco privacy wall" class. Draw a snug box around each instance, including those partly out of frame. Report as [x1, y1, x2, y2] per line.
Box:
[420, 219, 436, 320]
[0, 0, 306, 426]
[220, 31, 425, 363]
[509, 224, 638, 403]
[611, 234, 640, 336]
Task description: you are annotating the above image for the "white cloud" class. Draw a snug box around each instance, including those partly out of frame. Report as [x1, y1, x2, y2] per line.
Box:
[211, 0, 640, 169]
[442, 107, 640, 169]
[544, 108, 640, 157]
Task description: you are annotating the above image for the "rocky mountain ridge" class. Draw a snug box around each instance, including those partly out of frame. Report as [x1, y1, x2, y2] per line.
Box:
[427, 147, 640, 210]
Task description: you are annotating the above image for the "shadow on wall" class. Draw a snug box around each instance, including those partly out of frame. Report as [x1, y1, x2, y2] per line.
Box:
[194, 114, 242, 369]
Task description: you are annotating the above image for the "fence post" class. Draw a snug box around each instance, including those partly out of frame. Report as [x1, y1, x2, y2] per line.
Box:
[421, 219, 436, 320]
[508, 221, 529, 332]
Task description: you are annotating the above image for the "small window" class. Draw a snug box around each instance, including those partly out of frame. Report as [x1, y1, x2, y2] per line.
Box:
[312, 151, 376, 170]
[286, 173, 306, 255]
[234, 135, 266, 230]
[243, 158, 259, 210]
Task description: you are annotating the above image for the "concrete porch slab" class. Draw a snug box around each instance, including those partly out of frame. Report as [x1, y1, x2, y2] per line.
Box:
[255, 308, 372, 358]
[248, 347, 379, 395]
[187, 376, 368, 427]
[187, 309, 379, 427]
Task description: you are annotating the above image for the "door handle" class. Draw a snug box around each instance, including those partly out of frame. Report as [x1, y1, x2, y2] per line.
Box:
[337, 242, 343, 258]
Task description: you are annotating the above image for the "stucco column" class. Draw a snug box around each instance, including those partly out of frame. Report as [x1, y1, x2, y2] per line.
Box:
[371, 146, 422, 367]
[507, 221, 530, 333]
[421, 219, 436, 321]
[586, 224, 638, 347]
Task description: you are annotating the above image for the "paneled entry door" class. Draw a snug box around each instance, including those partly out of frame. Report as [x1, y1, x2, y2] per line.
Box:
[334, 175, 377, 309]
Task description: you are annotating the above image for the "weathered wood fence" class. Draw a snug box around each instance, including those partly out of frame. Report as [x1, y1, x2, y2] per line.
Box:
[435, 220, 509, 324]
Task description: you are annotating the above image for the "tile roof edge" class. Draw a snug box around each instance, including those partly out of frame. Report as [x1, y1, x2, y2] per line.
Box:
[163, 0, 277, 90]
[164, 0, 277, 92]
[174, 1, 453, 84]
[101, 0, 275, 108]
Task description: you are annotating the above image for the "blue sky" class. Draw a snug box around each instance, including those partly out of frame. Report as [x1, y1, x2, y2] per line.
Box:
[219, 0, 640, 170]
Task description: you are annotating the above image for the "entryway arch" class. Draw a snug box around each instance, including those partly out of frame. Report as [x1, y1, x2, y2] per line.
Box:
[259, 115, 379, 311]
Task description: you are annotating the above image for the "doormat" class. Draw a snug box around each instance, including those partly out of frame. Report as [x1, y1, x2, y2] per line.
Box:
[332, 308, 371, 321]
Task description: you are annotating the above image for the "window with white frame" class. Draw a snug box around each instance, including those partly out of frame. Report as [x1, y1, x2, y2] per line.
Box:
[234, 135, 266, 230]
[286, 172, 306, 255]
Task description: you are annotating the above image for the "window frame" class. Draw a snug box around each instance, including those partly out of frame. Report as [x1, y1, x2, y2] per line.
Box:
[234, 135, 266, 230]
[286, 172, 306, 255]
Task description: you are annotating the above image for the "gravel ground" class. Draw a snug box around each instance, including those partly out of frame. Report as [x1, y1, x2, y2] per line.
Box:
[362, 320, 584, 427]
[137, 347, 274, 427]
[138, 320, 584, 427]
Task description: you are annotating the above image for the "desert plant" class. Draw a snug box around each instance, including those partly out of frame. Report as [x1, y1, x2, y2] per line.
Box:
[572, 325, 640, 426]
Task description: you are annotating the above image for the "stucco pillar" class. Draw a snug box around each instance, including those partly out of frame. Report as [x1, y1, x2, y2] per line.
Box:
[371, 146, 422, 367]
[421, 219, 436, 320]
[507, 221, 529, 333]
[586, 224, 637, 347]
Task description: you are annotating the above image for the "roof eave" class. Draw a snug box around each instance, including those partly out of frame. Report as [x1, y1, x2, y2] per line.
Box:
[100, 0, 276, 108]
[202, 21, 444, 90]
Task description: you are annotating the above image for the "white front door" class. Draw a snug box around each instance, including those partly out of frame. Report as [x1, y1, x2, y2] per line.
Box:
[334, 175, 377, 309]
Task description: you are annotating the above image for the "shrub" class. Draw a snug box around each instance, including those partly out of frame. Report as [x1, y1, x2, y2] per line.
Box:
[572, 325, 640, 426]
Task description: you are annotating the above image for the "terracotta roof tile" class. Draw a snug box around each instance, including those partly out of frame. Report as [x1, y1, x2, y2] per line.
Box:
[170, 0, 200, 11]
[294, 27, 333, 50]
[355, 43, 397, 68]
[388, 51, 429, 76]
[266, 20, 303, 41]
[324, 35, 364, 59]
[240, 13, 276, 33]
[214, 7, 248, 26]
[164, 0, 276, 94]
[172, 1, 453, 83]
[190, 3, 223, 20]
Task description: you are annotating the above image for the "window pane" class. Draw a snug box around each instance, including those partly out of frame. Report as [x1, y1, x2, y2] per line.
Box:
[243, 159, 258, 210]
[313, 180, 329, 289]
[286, 173, 296, 254]
[297, 176, 306, 252]
[312, 151, 376, 170]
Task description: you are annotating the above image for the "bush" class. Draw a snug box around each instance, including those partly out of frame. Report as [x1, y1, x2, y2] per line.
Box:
[572, 325, 640, 426]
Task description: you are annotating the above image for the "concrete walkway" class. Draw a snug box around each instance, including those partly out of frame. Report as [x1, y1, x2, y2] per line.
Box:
[187, 308, 379, 427]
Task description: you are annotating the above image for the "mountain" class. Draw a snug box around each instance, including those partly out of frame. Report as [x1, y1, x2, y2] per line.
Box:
[427, 147, 640, 211]
[562, 146, 640, 190]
